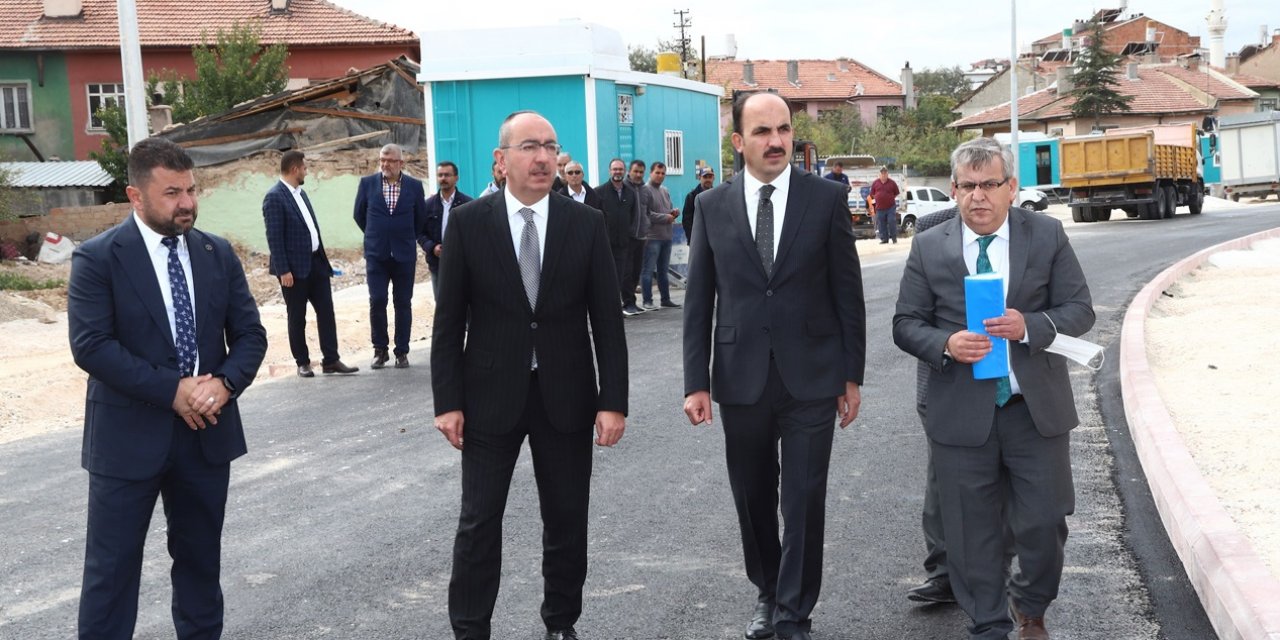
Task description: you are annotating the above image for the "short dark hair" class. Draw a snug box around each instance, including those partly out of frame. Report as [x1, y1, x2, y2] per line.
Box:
[732, 91, 791, 135]
[280, 150, 305, 174]
[437, 161, 459, 176]
[128, 137, 194, 187]
[833, 161, 843, 168]
[650, 161, 666, 171]
[629, 159, 646, 170]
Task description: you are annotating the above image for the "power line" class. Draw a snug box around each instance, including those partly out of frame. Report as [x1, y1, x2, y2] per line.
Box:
[673, 9, 691, 79]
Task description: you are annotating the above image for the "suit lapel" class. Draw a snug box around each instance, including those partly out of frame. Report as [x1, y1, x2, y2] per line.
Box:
[941, 216, 970, 285]
[299, 189, 323, 246]
[112, 219, 174, 346]
[771, 170, 811, 280]
[185, 230, 216, 341]
[538, 198, 568, 313]
[486, 196, 529, 312]
[731, 179, 769, 280]
[1005, 209, 1029, 304]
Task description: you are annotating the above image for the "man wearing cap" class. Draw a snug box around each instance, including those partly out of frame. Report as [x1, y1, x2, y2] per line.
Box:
[682, 166, 715, 243]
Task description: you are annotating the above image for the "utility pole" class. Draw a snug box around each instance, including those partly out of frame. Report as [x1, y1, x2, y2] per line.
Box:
[117, 0, 150, 149]
[673, 9, 691, 79]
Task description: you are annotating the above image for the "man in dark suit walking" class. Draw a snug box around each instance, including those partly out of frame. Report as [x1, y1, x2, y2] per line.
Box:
[263, 150, 357, 378]
[894, 137, 1094, 640]
[354, 143, 428, 369]
[593, 158, 637, 312]
[68, 137, 267, 640]
[432, 111, 628, 640]
[682, 91, 866, 640]
[418, 161, 473, 300]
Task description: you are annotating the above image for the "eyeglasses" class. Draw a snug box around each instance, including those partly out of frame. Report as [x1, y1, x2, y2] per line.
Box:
[500, 141, 562, 155]
[954, 179, 1009, 194]
[566, 170, 583, 175]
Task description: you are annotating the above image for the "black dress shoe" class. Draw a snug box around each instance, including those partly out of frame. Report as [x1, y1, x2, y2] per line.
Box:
[545, 628, 579, 640]
[745, 601, 774, 639]
[394, 354, 409, 368]
[322, 360, 359, 374]
[297, 364, 315, 378]
[906, 577, 956, 604]
[371, 348, 389, 370]
[660, 300, 681, 308]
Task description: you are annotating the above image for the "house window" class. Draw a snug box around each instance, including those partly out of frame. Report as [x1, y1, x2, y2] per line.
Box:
[1261, 98, 1278, 112]
[1, 83, 33, 132]
[664, 130, 684, 175]
[87, 83, 126, 130]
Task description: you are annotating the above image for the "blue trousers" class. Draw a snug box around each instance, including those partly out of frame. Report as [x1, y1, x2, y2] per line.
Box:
[876, 205, 898, 241]
[640, 239, 672, 304]
[366, 257, 416, 355]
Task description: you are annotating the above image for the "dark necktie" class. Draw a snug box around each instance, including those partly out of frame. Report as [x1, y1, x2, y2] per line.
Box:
[977, 235, 1012, 406]
[756, 184, 776, 275]
[518, 207, 540, 369]
[161, 236, 198, 377]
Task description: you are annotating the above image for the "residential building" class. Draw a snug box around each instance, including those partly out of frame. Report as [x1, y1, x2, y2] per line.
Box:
[0, 0, 418, 162]
[704, 58, 905, 136]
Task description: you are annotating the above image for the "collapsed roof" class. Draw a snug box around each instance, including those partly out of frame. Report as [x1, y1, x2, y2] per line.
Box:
[157, 57, 424, 167]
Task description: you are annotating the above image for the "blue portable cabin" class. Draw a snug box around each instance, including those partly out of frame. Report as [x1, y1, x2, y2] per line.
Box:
[1200, 134, 1222, 186]
[995, 132, 1060, 190]
[417, 21, 723, 224]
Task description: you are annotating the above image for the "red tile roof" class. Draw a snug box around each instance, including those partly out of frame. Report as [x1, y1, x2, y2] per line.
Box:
[950, 65, 1256, 128]
[704, 58, 902, 101]
[1231, 72, 1280, 89]
[0, 0, 417, 50]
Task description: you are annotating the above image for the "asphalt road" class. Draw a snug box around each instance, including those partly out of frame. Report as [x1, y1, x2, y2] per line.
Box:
[3, 205, 1278, 639]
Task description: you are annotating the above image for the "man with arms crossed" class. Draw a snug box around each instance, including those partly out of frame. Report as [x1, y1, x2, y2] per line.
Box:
[683, 91, 866, 640]
[432, 111, 628, 640]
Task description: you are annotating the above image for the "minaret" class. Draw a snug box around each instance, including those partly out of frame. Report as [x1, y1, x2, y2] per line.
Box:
[1206, 0, 1228, 68]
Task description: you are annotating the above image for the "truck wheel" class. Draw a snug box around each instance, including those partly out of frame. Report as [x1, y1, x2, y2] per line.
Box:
[1124, 207, 1140, 218]
[1071, 207, 1084, 223]
[1189, 183, 1204, 214]
[1146, 196, 1164, 220]
[1163, 186, 1177, 218]
[1095, 208, 1112, 221]
[1079, 206, 1096, 223]
[1231, 192, 1240, 202]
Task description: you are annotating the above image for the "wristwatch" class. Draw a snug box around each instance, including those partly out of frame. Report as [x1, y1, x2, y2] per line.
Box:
[214, 374, 237, 397]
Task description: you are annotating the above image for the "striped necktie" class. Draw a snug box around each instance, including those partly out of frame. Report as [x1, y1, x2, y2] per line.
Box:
[977, 235, 1012, 406]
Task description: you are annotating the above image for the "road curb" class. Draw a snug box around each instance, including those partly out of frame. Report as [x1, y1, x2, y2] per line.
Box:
[1120, 225, 1280, 640]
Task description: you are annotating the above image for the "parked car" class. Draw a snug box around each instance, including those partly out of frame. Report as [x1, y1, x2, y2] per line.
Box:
[1018, 188, 1049, 211]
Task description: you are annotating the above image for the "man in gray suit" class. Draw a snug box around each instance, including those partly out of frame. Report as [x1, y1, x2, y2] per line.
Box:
[684, 91, 865, 640]
[893, 137, 1094, 640]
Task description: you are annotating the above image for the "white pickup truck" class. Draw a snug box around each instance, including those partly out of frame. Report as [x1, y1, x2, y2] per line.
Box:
[903, 185, 1048, 232]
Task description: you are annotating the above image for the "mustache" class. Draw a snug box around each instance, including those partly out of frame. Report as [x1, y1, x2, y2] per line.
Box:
[765, 146, 787, 156]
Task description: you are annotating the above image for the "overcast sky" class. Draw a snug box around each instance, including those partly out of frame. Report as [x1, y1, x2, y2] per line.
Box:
[333, 0, 1274, 77]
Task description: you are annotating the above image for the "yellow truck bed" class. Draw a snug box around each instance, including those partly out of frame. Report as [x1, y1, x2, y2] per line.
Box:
[1060, 132, 1197, 188]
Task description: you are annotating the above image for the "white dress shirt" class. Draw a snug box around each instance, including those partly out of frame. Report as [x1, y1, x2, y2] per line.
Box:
[960, 216, 1025, 394]
[742, 164, 791, 255]
[440, 191, 457, 240]
[133, 213, 199, 372]
[281, 179, 320, 252]
[565, 184, 588, 203]
[504, 190, 548, 268]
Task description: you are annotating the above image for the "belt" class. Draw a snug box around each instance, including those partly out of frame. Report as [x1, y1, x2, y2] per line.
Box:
[1002, 393, 1025, 407]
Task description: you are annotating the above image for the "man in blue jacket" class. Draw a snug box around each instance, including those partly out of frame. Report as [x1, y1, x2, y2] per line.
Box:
[68, 137, 267, 639]
[354, 143, 428, 369]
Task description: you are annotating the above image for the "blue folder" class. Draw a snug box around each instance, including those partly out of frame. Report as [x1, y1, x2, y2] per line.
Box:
[964, 274, 1009, 379]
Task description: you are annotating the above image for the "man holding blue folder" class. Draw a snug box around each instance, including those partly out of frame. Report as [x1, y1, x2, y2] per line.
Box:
[893, 138, 1094, 640]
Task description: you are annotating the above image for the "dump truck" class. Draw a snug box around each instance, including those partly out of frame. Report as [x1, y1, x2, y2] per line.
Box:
[1218, 111, 1280, 202]
[1060, 124, 1203, 222]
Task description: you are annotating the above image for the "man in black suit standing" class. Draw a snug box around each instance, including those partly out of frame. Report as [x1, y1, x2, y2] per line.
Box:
[68, 137, 267, 639]
[432, 110, 628, 640]
[593, 158, 637, 312]
[894, 137, 1094, 640]
[353, 143, 428, 369]
[263, 150, 357, 377]
[418, 161, 473, 301]
[683, 91, 866, 640]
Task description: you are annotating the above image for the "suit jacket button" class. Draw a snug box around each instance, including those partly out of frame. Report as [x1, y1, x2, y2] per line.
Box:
[530, 322, 538, 329]
[766, 290, 773, 297]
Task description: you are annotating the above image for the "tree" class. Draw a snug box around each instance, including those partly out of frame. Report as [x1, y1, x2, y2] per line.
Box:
[1068, 19, 1133, 129]
[0, 161, 32, 221]
[629, 39, 700, 76]
[87, 105, 129, 203]
[914, 66, 971, 102]
[154, 22, 289, 123]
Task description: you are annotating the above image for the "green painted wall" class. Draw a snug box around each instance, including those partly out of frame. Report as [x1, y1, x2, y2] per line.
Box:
[196, 173, 366, 253]
[0, 52, 74, 161]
